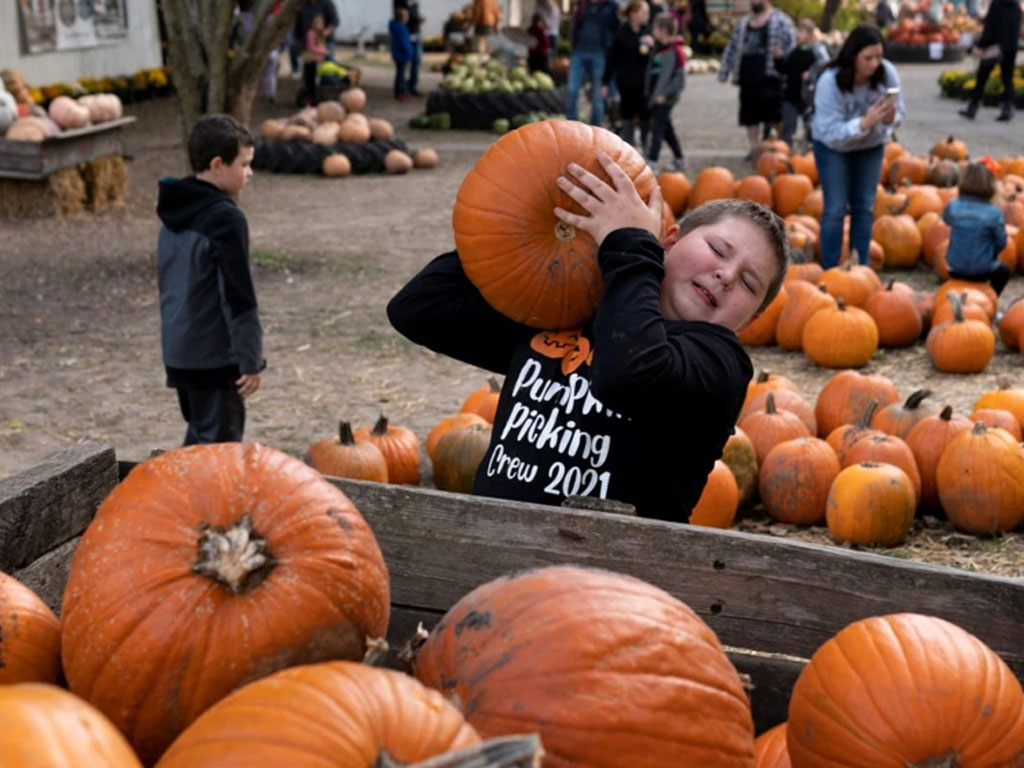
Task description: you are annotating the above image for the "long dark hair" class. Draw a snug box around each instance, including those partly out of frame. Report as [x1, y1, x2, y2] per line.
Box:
[828, 25, 887, 92]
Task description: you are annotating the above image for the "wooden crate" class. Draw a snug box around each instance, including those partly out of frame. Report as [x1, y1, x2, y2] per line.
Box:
[4, 440, 1024, 735]
[0, 117, 136, 180]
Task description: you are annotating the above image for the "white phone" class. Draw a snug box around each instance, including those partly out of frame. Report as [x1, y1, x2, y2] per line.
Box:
[882, 86, 900, 105]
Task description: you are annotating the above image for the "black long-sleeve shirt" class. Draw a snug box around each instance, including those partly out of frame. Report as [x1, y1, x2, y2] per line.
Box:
[603, 24, 649, 88]
[387, 228, 752, 521]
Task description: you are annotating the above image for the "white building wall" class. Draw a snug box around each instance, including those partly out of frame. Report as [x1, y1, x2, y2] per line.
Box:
[334, 0, 520, 40]
[1, 1, 162, 85]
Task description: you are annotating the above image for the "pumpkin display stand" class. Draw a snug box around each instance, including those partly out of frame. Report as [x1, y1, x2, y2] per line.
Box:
[425, 86, 566, 130]
[252, 137, 410, 175]
[0, 116, 134, 218]
[5, 439, 1024, 739]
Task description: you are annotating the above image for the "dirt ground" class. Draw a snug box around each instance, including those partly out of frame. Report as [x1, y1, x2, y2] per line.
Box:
[1, 54, 1022, 577]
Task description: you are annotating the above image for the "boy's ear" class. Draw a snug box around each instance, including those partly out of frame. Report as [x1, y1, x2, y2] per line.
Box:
[661, 223, 682, 249]
[208, 155, 226, 172]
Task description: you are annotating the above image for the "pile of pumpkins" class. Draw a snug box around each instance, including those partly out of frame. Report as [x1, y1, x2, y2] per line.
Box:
[259, 87, 437, 177]
[2, 91, 124, 143]
[2, 439, 1023, 766]
[655, 135, 1024, 374]
[697, 368, 1024, 548]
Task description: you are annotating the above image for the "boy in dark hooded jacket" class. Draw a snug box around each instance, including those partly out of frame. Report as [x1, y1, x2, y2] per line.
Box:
[645, 13, 687, 171]
[156, 114, 265, 445]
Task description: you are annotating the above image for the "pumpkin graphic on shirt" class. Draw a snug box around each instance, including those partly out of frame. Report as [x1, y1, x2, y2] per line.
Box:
[530, 329, 594, 375]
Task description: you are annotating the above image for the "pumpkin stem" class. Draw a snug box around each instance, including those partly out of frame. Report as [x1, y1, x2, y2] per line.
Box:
[757, 370, 771, 384]
[905, 389, 932, 409]
[339, 420, 356, 445]
[836, 296, 847, 311]
[488, 376, 501, 393]
[939, 405, 953, 421]
[193, 514, 274, 594]
[554, 220, 576, 243]
[362, 636, 389, 666]
[397, 621, 430, 671]
[972, 420, 988, 435]
[765, 392, 777, 415]
[818, 282, 828, 294]
[857, 400, 879, 428]
[948, 292, 964, 323]
[907, 752, 961, 768]
[371, 413, 389, 437]
[376, 735, 544, 768]
[886, 279, 895, 291]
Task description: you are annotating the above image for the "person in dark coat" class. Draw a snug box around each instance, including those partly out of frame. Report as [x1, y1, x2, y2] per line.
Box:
[602, 1, 652, 146]
[958, 0, 1021, 122]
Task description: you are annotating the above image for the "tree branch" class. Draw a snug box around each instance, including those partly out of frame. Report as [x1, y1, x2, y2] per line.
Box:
[206, 0, 236, 113]
[228, 0, 302, 88]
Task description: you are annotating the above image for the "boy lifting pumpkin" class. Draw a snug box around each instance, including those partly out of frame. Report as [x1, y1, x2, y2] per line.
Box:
[388, 121, 788, 521]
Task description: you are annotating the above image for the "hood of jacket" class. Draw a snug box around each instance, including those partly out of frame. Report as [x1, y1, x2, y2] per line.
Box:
[157, 176, 234, 233]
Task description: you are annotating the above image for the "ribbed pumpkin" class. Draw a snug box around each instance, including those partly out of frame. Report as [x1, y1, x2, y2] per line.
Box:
[772, 173, 813, 218]
[413, 566, 756, 768]
[825, 400, 884, 464]
[800, 187, 823, 218]
[932, 134, 969, 160]
[460, 376, 502, 423]
[872, 213, 921, 268]
[427, 412, 489, 460]
[970, 407, 1023, 440]
[776, 282, 835, 350]
[739, 393, 812, 466]
[60, 444, 391, 765]
[842, 433, 922, 505]
[322, 153, 352, 177]
[688, 166, 736, 208]
[753, 723, 791, 768]
[931, 291, 991, 325]
[826, 463, 916, 546]
[737, 284, 787, 346]
[864, 280, 923, 347]
[904, 185, 944, 220]
[432, 424, 492, 494]
[790, 152, 817, 184]
[888, 156, 928, 186]
[905, 406, 973, 510]
[936, 279, 997, 315]
[802, 298, 878, 368]
[690, 460, 739, 528]
[921, 217, 951, 266]
[926, 293, 995, 374]
[870, 388, 937, 439]
[937, 421, 1024, 535]
[787, 614, 1024, 766]
[155, 662, 482, 768]
[756, 150, 790, 178]
[735, 174, 773, 207]
[741, 388, 816, 435]
[759, 437, 839, 525]
[657, 171, 690, 215]
[306, 420, 389, 482]
[722, 426, 759, 507]
[819, 261, 876, 308]
[814, 370, 899, 439]
[974, 383, 1024, 428]
[454, 120, 657, 328]
[783, 253, 823, 285]
[0, 572, 61, 685]
[744, 370, 799, 407]
[0, 684, 142, 767]
[355, 414, 422, 484]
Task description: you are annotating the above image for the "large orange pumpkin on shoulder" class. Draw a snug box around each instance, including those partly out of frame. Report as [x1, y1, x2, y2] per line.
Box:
[414, 565, 756, 768]
[155, 662, 482, 768]
[60, 443, 391, 765]
[454, 120, 658, 329]
[0, 571, 61, 685]
[787, 613, 1024, 766]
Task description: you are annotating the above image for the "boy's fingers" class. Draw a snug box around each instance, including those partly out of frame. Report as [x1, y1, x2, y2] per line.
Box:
[647, 185, 663, 216]
[568, 162, 614, 201]
[554, 206, 590, 229]
[557, 176, 601, 211]
[599, 153, 643, 199]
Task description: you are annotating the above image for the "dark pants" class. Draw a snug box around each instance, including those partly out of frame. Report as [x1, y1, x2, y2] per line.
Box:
[950, 264, 1012, 296]
[302, 61, 318, 104]
[970, 50, 1016, 106]
[617, 80, 649, 146]
[813, 140, 885, 268]
[394, 59, 409, 97]
[528, 51, 551, 73]
[409, 34, 423, 93]
[647, 103, 682, 161]
[781, 100, 810, 149]
[176, 387, 245, 445]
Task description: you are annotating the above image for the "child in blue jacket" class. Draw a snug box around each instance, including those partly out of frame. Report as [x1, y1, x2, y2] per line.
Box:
[390, 8, 414, 100]
[942, 159, 1010, 295]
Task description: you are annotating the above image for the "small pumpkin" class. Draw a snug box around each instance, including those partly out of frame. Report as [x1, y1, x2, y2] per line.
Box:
[306, 420, 389, 482]
[970, 407, 1023, 441]
[426, 413, 489, 460]
[657, 170, 691, 215]
[802, 298, 879, 369]
[815, 370, 899, 440]
[737, 284, 787, 346]
[744, 369, 799, 407]
[925, 293, 995, 374]
[887, 156, 928, 186]
[432, 424, 492, 494]
[826, 462, 916, 546]
[904, 185, 944, 220]
[384, 149, 413, 174]
[974, 381, 1024, 428]
[872, 213, 921, 268]
[338, 114, 371, 142]
[739, 392, 812, 466]
[772, 173, 814, 218]
[322, 153, 352, 177]
[799, 187, 823, 218]
[788, 614, 1024, 766]
[784, 250, 823, 285]
[316, 100, 346, 123]
[312, 121, 341, 145]
[413, 147, 438, 168]
[368, 117, 394, 141]
[689, 460, 739, 528]
[864, 280, 922, 347]
[842, 433, 922, 505]
[921, 217, 952, 266]
[460, 376, 502, 423]
[281, 123, 312, 142]
[753, 722, 791, 768]
[355, 414, 422, 485]
[735, 174, 773, 208]
[722, 426, 758, 507]
[755, 149, 791, 178]
[759, 437, 839, 525]
[688, 165, 736, 208]
[931, 133, 969, 161]
[741, 387, 816, 435]
[339, 86, 367, 112]
[825, 400, 884, 464]
[819, 261, 876, 308]
[790, 152, 817, 184]
[937, 421, 1024, 535]
[259, 118, 286, 140]
[870, 388, 936, 439]
[0, 572, 61, 685]
[776, 282, 835, 351]
[930, 291, 991, 325]
[905, 405, 973, 510]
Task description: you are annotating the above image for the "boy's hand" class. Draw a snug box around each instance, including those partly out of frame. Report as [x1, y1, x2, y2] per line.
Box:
[554, 153, 664, 248]
[236, 372, 261, 397]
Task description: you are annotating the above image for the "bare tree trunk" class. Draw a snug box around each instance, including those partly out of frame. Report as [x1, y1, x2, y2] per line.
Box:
[820, 0, 842, 33]
[158, 0, 304, 162]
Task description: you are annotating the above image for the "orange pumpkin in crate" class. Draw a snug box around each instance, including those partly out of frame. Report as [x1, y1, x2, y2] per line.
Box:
[454, 120, 658, 329]
[0, 572, 61, 685]
[689, 460, 739, 528]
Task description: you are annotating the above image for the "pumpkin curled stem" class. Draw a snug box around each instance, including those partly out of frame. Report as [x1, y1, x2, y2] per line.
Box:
[397, 621, 430, 671]
[374, 735, 544, 768]
[192, 513, 275, 594]
[904, 388, 932, 409]
[362, 636, 390, 666]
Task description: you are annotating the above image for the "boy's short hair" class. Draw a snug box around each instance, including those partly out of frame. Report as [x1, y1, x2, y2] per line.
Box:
[395, 7, 409, 19]
[797, 18, 819, 34]
[188, 114, 254, 174]
[958, 161, 996, 200]
[652, 12, 678, 34]
[676, 199, 789, 314]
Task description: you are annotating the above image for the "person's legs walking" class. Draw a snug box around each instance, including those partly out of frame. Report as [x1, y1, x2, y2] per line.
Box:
[565, 53, 585, 120]
[961, 57, 996, 118]
[780, 101, 799, 148]
[586, 52, 607, 125]
[848, 144, 885, 264]
[409, 35, 424, 95]
[394, 59, 409, 99]
[663, 112, 684, 163]
[302, 60, 318, 105]
[647, 105, 668, 165]
[813, 140, 852, 268]
[997, 50, 1014, 121]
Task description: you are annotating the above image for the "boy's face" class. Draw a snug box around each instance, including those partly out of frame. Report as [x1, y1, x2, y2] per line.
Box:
[653, 26, 670, 42]
[797, 28, 812, 44]
[659, 216, 777, 332]
[208, 145, 254, 197]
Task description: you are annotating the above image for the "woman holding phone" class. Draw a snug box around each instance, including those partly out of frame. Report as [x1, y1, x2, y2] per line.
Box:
[810, 25, 904, 268]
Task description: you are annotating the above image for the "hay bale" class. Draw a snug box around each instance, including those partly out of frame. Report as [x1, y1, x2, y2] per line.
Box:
[82, 155, 128, 212]
[48, 167, 86, 216]
[0, 167, 86, 218]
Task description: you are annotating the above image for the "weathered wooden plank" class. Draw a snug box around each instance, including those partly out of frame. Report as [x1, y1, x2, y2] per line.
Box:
[322, 478, 1024, 680]
[0, 440, 117, 571]
[12, 536, 80, 615]
[384, 605, 803, 735]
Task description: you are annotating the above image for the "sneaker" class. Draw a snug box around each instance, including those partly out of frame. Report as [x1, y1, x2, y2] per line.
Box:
[996, 104, 1013, 122]
[646, 158, 657, 173]
[670, 157, 686, 172]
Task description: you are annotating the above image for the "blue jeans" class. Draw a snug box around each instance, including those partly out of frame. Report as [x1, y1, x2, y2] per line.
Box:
[813, 141, 885, 268]
[394, 60, 409, 97]
[409, 34, 424, 93]
[566, 50, 606, 125]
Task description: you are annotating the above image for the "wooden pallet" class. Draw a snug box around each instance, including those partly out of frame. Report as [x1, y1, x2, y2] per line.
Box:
[0, 117, 136, 180]
[3, 440, 1023, 734]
